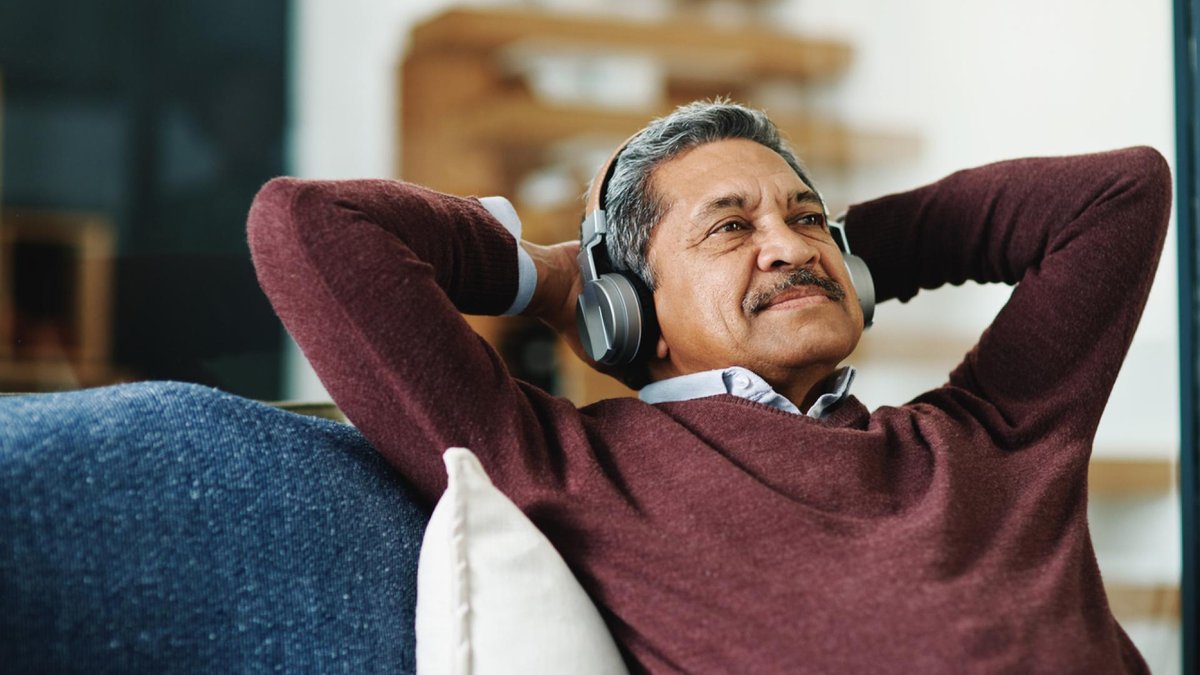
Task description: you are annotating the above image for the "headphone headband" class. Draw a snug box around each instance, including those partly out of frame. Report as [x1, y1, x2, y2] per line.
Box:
[584, 132, 642, 217]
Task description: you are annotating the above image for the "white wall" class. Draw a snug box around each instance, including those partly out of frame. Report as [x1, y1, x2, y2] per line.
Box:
[285, 0, 462, 399]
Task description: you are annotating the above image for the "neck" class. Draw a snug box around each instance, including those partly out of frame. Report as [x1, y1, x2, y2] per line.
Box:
[646, 359, 839, 410]
[773, 365, 840, 412]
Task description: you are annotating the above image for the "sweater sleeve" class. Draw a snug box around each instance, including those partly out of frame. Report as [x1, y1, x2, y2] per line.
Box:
[247, 177, 561, 503]
[842, 147, 1172, 443]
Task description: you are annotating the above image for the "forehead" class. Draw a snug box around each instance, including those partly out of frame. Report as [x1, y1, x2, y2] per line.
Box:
[650, 139, 811, 217]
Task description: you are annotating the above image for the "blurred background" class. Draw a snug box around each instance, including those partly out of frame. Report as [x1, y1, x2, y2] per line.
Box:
[0, 0, 1186, 670]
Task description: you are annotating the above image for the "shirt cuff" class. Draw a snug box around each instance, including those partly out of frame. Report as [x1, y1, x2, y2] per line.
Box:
[478, 196, 536, 316]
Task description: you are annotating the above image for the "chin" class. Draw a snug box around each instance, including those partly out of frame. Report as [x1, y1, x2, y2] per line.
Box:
[765, 318, 859, 359]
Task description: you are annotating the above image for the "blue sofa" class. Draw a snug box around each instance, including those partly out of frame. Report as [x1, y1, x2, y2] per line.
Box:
[0, 382, 428, 673]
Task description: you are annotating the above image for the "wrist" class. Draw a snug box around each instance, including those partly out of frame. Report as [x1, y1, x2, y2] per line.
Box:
[520, 240, 581, 328]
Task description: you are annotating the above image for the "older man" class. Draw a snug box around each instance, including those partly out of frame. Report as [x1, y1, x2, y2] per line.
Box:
[248, 101, 1170, 673]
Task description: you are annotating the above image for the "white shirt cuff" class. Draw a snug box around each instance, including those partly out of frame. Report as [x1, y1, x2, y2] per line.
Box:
[478, 196, 536, 316]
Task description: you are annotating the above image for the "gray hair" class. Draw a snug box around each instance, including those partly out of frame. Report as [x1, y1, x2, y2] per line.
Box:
[597, 100, 819, 290]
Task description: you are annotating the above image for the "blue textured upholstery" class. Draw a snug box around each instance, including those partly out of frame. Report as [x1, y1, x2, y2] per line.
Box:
[0, 381, 428, 673]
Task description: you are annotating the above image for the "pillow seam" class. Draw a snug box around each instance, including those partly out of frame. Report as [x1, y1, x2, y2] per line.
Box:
[451, 455, 472, 675]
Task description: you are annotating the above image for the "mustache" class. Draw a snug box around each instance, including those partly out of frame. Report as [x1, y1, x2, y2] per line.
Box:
[743, 268, 846, 316]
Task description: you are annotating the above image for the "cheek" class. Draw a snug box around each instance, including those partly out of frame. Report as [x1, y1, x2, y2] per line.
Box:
[655, 267, 741, 336]
[686, 266, 744, 317]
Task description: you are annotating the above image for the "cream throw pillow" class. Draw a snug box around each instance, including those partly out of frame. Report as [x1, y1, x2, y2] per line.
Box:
[416, 447, 629, 675]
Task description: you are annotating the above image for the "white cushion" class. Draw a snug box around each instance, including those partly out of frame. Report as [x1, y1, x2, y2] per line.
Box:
[416, 447, 629, 675]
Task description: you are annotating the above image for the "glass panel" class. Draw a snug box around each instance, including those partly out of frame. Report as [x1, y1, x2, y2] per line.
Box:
[0, 0, 287, 398]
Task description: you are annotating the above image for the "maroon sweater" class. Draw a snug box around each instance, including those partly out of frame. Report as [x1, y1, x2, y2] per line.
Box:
[248, 147, 1171, 673]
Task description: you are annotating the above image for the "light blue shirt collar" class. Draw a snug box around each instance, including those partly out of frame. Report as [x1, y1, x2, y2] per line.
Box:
[639, 366, 856, 419]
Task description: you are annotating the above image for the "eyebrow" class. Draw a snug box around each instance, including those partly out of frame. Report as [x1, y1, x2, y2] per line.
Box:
[790, 191, 824, 209]
[693, 193, 747, 222]
[693, 190, 823, 223]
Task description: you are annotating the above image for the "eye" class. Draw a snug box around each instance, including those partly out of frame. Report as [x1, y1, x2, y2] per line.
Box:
[710, 220, 748, 236]
[791, 212, 827, 228]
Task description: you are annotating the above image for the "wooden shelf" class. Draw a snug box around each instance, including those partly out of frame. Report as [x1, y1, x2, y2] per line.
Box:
[448, 92, 920, 168]
[1089, 458, 1177, 497]
[1104, 581, 1179, 622]
[408, 7, 853, 82]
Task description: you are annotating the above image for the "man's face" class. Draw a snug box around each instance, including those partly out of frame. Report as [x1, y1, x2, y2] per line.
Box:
[645, 138, 864, 384]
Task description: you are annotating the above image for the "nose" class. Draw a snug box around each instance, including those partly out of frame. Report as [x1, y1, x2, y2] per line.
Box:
[754, 219, 820, 273]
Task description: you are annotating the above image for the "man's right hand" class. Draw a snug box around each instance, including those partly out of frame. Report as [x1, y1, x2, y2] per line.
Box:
[520, 240, 589, 361]
[522, 239, 650, 388]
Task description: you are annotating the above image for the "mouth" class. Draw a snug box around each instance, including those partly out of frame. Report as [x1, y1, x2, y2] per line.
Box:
[744, 268, 846, 316]
[762, 287, 829, 310]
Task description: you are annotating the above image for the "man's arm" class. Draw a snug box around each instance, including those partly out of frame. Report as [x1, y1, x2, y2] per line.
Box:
[247, 178, 580, 504]
[843, 147, 1172, 443]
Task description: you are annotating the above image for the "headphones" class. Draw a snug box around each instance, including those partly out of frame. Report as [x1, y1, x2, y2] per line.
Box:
[576, 137, 875, 367]
[575, 137, 659, 366]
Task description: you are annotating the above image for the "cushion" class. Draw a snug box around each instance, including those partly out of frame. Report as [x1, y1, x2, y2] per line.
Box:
[416, 447, 629, 675]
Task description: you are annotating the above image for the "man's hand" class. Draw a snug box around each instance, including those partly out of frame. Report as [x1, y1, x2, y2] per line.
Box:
[520, 240, 612, 372]
[522, 239, 650, 388]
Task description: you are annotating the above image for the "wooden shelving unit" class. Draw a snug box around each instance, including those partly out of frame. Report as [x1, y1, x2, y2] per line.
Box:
[404, 7, 853, 79]
[398, 6, 919, 405]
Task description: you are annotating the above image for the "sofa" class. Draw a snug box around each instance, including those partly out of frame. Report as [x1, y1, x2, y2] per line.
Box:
[0, 382, 429, 673]
[1, 381, 634, 675]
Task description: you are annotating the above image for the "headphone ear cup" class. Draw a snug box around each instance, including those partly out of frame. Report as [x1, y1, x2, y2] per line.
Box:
[575, 271, 656, 365]
[619, 270, 658, 361]
[841, 253, 875, 328]
[828, 218, 874, 329]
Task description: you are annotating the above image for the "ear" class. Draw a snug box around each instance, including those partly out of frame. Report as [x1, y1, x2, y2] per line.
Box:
[655, 333, 669, 360]
[640, 333, 674, 386]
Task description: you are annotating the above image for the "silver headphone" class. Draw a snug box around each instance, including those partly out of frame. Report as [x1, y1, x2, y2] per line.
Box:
[575, 206, 657, 365]
[575, 139, 875, 367]
[829, 217, 876, 329]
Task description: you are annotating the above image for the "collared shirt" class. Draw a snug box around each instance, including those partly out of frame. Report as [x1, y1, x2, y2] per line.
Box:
[640, 365, 856, 419]
[481, 195, 856, 418]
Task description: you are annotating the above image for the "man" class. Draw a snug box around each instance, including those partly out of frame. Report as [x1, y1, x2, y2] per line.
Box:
[248, 101, 1170, 673]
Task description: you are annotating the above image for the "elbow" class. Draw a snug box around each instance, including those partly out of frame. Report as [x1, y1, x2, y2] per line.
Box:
[1127, 145, 1172, 188]
[246, 176, 336, 266]
[1124, 145, 1173, 229]
[1099, 146, 1173, 254]
[247, 176, 309, 244]
[246, 177, 343, 304]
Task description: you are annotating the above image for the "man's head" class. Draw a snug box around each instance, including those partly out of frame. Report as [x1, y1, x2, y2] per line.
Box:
[596, 101, 864, 400]
[602, 101, 820, 291]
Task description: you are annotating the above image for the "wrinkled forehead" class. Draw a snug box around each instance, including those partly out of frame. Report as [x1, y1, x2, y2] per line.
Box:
[647, 139, 823, 225]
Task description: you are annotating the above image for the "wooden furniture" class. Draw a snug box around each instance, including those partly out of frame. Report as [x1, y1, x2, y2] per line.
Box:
[0, 210, 116, 391]
[398, 6, 918, 405]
